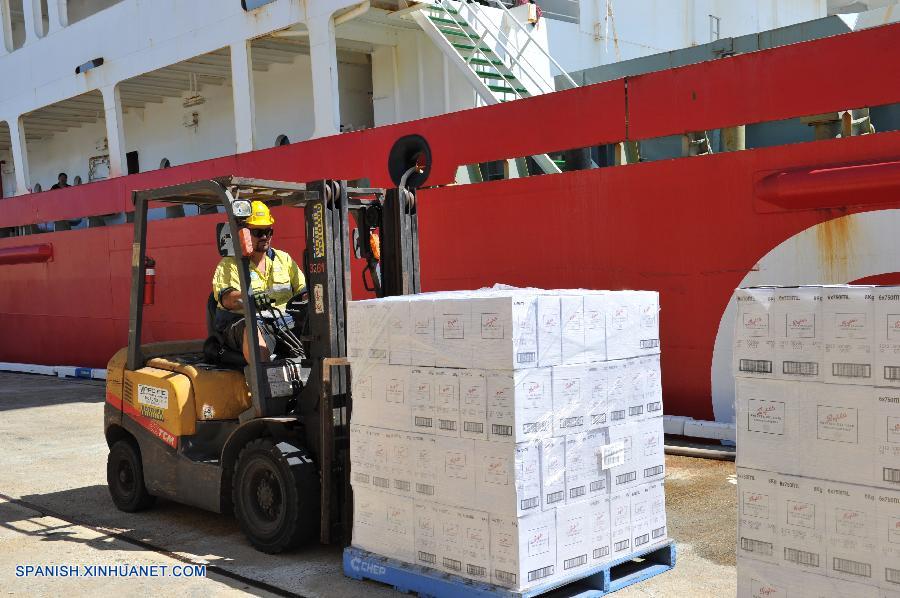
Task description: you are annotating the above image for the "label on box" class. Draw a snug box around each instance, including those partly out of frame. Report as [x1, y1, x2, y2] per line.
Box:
[785, 500, 816, 529]
[527, 526, 552, 557]
[816, 405, 858, 443]
[601, 441, 625, 469]
[888, 417, 900, 444]
[747, 399, 785, 434]
[742, 491, 770, 519]
[483, 456, 509, 485]
[833, 508, 867, 537]
[834, 313, 868, 339]
[786, 313, 816, 339]
[742, 313, 770, 337]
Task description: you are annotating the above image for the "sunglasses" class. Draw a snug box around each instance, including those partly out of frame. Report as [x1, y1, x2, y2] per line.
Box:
[250, 228, 274, 238]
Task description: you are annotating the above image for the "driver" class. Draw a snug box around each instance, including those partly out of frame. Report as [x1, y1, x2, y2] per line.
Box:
[212, 201, 305, 363]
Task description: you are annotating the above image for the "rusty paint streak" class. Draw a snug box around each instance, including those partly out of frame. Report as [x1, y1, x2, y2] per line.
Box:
[816, 214, 857, 283]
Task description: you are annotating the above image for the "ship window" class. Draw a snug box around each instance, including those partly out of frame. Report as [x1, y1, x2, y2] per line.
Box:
[32, 183, 42, 193]
[160, 158, 171, 169]
[276, 134, 290, 147]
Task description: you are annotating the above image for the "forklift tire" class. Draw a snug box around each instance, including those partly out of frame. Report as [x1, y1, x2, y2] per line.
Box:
[232, 438, 320, 553]
[107, 439, 156, 512]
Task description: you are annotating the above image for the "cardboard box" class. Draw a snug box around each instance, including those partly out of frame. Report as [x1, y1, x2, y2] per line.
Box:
[551, 364, 588, 436]
[469, 294, 539, 370]
[642, 355, 664, 417]
[373, 365, 411, 432]
[556, 501, 592, 578]
[438, 504, 491, 581]
[736, 468, 779, 565]
[736, 557, 881, 598]
[587, 497, 612, 565]
[409, 367, 435, 433]
[823, 285, 875, 385]
[383, 429, 413, 495]
[733, 287, 777, 379]
[821, 479, 878, 586]
[413, 500, 440, 569]
[435, 298, 473, 368]
[875, 487, 900, 593]
[564, 429, 609, 504]
[606, 359, 629, 426]
[875, 288, 900, 387]
[772, 286, 823, 381]
[352, 486, 416, 565]
[458, 369, 488, 440]
[560, 295, 586, 365]
[582, 291, 608, 363]
[474, 439, 541, 517]
[625, 358, 647, 421]
[385, 297, 412, 366]
[537, 295, 563, 367]
[606, 291, 661, 361]
[585, 363, 609, 428]
[433, 368, 460, 437]
[631, 481, 668, 552]
[409, 298, 436, 367]
[540, 436, 567, 510]
[608, 490, 632, 559]
[638, 417, 665, 485]
[347, 301, 367, 364]
[735, 377, 802, 476]
[435, 436, 476, 506]
[349, 423, 376, 487]
[606, 423, 640, 492]
[775, 474, 827, 576]
[486, 368, 553, 443]
[409, 432, 439, 498]
[489, 510, 558, 591]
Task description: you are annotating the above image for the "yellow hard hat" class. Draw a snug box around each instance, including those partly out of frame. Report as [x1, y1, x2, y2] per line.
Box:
[245, 200, 275, 226]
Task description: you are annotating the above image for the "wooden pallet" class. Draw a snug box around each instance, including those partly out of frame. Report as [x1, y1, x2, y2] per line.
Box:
[343, 541, 676, 598]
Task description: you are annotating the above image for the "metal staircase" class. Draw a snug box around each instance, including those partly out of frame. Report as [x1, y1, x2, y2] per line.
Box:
[412, 0, 578, 175]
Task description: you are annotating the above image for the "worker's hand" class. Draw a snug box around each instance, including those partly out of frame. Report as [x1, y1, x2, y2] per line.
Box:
[221, 290, 244, 311]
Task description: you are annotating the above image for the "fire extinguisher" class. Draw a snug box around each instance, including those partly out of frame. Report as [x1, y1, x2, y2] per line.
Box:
[144, 256, 156, 306]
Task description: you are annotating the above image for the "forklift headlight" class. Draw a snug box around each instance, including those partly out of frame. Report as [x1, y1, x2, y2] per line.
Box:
[233, 200, 252, 218]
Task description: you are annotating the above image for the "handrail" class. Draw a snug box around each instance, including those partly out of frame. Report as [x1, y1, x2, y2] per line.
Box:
[483, 0, 578, 90]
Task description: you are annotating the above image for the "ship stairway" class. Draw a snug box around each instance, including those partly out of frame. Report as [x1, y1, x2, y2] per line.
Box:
[412, 0, 578, 175]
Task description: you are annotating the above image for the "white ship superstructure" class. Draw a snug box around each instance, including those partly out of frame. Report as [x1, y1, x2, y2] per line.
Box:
[0, 0, 838, 197]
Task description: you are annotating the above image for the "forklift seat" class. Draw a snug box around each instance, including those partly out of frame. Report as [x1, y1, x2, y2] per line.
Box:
[203, 293, 247, 368]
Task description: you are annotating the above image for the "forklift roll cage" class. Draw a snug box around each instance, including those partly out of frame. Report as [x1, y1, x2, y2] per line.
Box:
[125, 175, 421, 544]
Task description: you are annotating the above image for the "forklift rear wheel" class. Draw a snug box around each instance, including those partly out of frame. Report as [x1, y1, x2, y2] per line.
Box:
[232, 438, 320, 553]
[107, 439, 156, 512]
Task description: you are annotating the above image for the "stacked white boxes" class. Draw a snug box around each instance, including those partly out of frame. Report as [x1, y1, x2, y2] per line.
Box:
[349, 288, 668, 592]
[734, 285, 900, 597]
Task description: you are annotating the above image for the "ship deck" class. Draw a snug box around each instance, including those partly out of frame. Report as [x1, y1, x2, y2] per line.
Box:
[0, 371, 736, 597]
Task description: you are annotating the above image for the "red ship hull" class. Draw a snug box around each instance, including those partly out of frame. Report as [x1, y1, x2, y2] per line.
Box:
[1, 24, 899, 422]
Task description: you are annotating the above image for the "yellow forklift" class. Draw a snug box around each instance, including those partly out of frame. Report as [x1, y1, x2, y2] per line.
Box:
[104, 141, 428, 552]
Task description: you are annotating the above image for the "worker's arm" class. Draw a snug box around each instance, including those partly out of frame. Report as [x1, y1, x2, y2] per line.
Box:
[288, 255, 306, 295]
[212, 258, 244, 311]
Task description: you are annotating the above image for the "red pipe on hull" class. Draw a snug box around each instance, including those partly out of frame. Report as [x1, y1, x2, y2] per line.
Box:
[0, 244, 53, 265]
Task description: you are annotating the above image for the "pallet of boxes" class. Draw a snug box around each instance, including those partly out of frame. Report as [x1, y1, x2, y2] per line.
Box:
[342, 287, 675, 597]
[734, 285, 900, 598]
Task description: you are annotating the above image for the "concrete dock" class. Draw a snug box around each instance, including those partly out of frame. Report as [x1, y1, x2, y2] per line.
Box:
[0, 372, 737, 597]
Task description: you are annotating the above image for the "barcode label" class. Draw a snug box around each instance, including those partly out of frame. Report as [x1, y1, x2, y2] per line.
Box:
[373, 476, 390, 488]
[634, 533, 649, 547]
[884, 467, 900, 483]
[590, 480, 606, 492]
[645, 465, 664, 478]
[463, 421, 483, 433]
[647, 401, 662, 412]
[369, 349, 387, 359]
[741, 537, 773, 556]
[564, 555, 587, 570]
[394, 480, 410, 491]
[886, 567, 900, 584]
[415, 416, 433, 428]
[418, 551, 436, 565]
[652, 526, 666, 539]
[616, 472, 637, 485]
[523, 421, 549, 434]
[561, 416, 584, 428]
[740, 359, 772, 373]
[611, 410, 626, 421]
[443, 557, 462, 572]
[439, 419, 456, 431]
[640, 339, 660, 349]
[527, 566, 554, 582]
[592, 414, 607, 425]
[832, 363, 871, 378]
[495, 570, 517, 585]
[833, 557, 871, 577]
[492, 424, 513, 436]
[784, 547, 820, 568]
[614, 539, 630, 552]
[547, 491, 564, 504]
[784, 361, 819, 376]
[629, 406, 644, 416]
[521, 497, 539, 510]
[353, 473, 370, 484]
[517, 351, 536, 363]
[886, 366, 900, 381]
[467, 564, 486, 578]
[416, 483, 435, 495]
[570, 486, 586, 499]
[593, 546, 609, 559]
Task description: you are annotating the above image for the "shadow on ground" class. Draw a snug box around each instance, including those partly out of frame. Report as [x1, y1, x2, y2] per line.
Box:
[0, 373, 103, 412]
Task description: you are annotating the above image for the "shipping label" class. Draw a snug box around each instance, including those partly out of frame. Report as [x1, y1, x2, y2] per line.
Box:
[834, 508, 867, 537]
[601, 441, 626, 470]
[481, 313, 504, 339]
[742, 492, 771, 519]
[816, 405, 858, 444]
[747, 399, 785, 435]
[137, 384, 168, 421]
[834, 313, 868, 339]
[786, 312, 816, 339]
[741, 312, 769, 337]
[527, 525, 551, 556]
[785, 500, 816, 529]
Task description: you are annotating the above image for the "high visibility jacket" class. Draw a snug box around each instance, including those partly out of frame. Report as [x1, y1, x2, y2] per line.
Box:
[212, 248, 305, 315]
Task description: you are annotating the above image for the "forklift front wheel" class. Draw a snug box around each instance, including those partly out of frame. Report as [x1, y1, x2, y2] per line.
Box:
[232, 438, 320, 553]
[107, 439, 156, 512]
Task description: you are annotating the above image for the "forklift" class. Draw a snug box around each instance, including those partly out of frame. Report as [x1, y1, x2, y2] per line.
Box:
[104, 138, 429, 552]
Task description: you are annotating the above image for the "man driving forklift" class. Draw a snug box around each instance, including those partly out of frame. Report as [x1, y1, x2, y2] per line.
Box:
[212, 200, 305, 363]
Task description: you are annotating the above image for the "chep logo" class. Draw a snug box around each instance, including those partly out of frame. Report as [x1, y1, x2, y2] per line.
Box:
[349, 557, 386, 576]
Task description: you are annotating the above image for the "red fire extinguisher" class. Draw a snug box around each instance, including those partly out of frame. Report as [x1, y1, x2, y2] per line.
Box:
[144, 256, 156, 306]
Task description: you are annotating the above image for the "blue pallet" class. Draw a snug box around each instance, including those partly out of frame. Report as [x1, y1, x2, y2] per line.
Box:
[343, 542, 676, 598]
